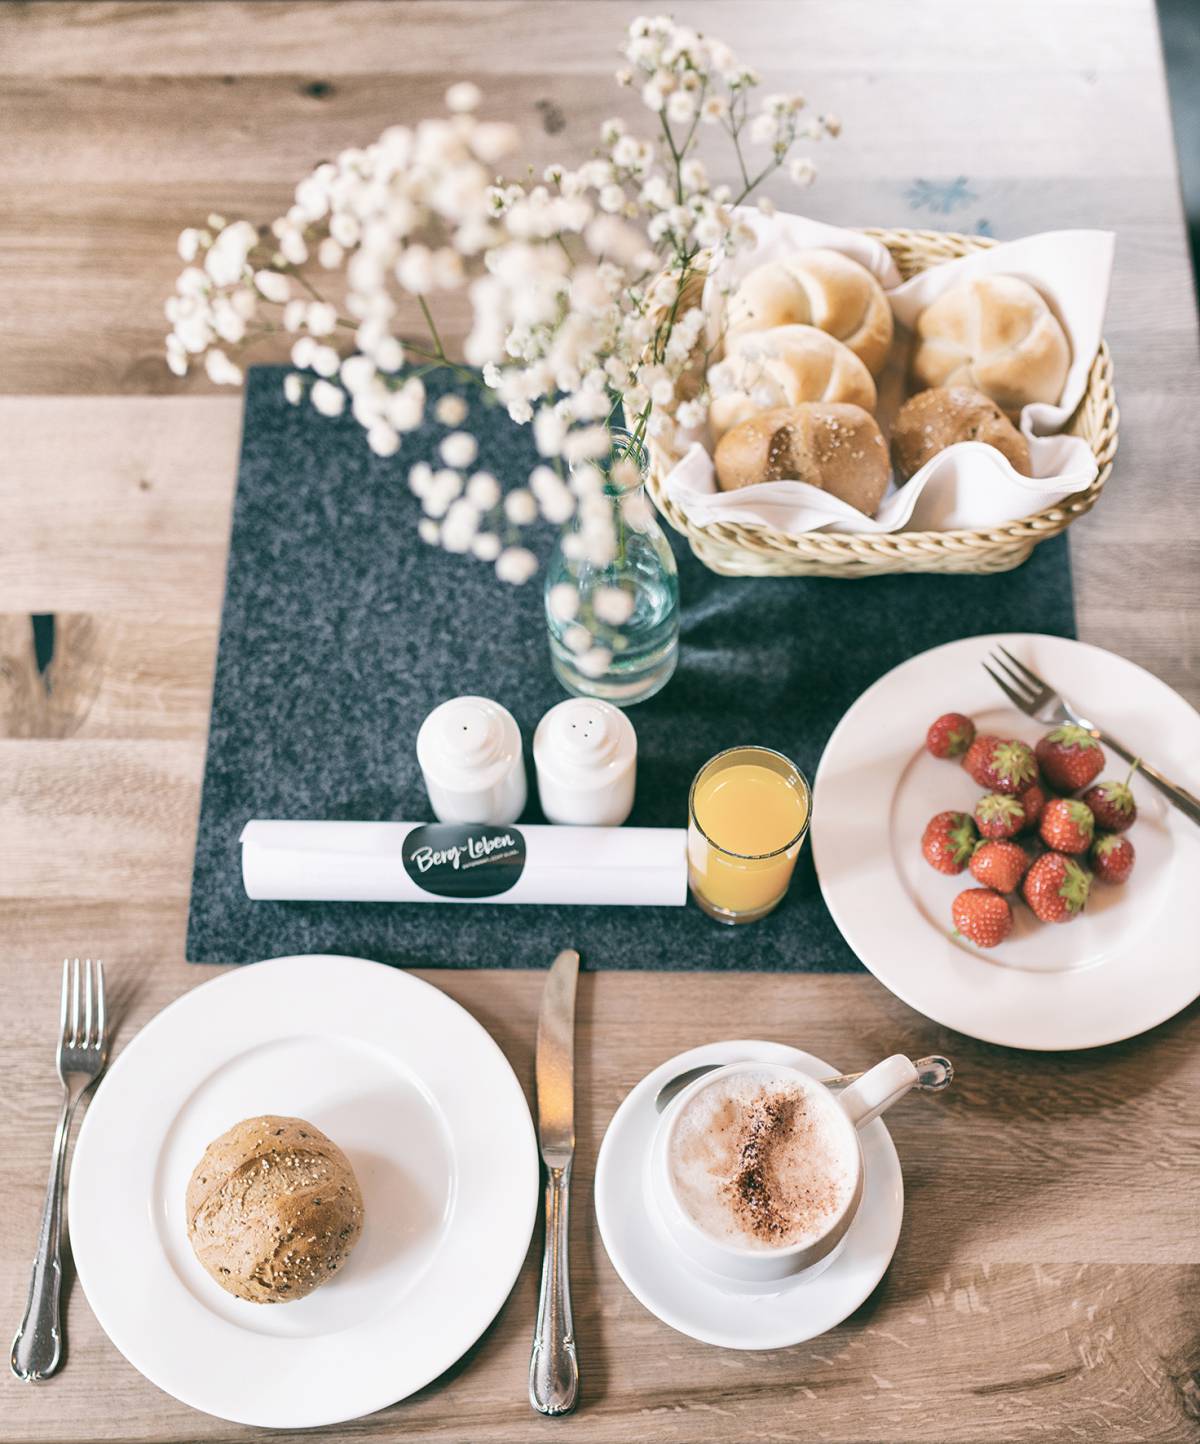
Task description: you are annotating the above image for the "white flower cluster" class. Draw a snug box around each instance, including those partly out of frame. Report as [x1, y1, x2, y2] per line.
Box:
[477, 13, 836, 497]
[403, 398, 560, 585]
[164, 14, 838, 598]
[165, 215, 296, 384]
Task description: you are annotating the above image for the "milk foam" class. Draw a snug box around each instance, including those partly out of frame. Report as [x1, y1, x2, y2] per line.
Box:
[667, 1068, 856, 1252]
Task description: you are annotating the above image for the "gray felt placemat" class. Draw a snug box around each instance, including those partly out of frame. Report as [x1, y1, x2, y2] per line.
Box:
[186, 365, 1076, 970]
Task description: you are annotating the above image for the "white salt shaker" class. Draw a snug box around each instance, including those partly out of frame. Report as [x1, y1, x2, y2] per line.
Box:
[416, 696, 526, 825]
[534, 698, 637, 827]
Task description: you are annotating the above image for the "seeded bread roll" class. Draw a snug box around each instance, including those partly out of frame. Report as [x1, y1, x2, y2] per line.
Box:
[714, 403, 890, 516]
[910, 273, 1070, 412]
[724, 248, 894, 375]
[891, 386, 1032, 482]
[186, 1115, 364, 1304]
[708, 325, 877, 441]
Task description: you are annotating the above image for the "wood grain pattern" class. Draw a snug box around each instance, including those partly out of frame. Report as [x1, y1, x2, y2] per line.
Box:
[0, 2, 1166, 80]
[1, 3, 1198, 1441]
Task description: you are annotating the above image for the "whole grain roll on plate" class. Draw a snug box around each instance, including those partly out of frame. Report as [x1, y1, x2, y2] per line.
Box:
[910, 273, 1070, 412]
[186, 1115, 364, 1304]
[723, 248, 895, 375]
[709, 325, 877, 441]
[714, 402, 890, 517]
[891, 386, 1032, 482]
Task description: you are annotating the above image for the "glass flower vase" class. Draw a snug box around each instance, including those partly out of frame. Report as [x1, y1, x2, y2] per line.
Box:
[544, 430, 680, 707]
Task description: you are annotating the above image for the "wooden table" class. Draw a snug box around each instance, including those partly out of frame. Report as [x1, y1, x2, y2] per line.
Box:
[2, 3, 1199, 1440]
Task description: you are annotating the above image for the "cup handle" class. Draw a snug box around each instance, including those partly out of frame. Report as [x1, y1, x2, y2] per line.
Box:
[837, 1055, 918, 1129]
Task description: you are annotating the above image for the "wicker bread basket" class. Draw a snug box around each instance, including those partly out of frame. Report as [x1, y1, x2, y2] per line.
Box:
[645, 227, 1118, 577]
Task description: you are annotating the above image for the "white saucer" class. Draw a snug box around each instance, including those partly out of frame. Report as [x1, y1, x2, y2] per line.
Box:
[68, 955, 538, 1429]
[593, 1041, 904, 1350]
[812, 633, 1200, 1050]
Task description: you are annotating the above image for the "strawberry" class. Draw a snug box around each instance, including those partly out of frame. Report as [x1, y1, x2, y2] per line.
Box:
[963, 735, 1037, 795]
[1081, 777, 1137, 833]
[1035, 725, 1104, 792]
[1091, 832, 1135, 884]
[969, 840, 1030, 894]
[974, 792, 1026, 840]
[1039, 797, 1095, 854]
[1022, 851, 1091, 923]
[952, 888, 1013, 948]
[926, 712, 976, 759]
[922, 811, 978, 874]
[962, 733, 1002, 786]
[1017, 780, 1047, 832]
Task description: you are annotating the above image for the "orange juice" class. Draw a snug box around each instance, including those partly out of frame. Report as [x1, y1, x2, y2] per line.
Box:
[688, 748, 811, 923]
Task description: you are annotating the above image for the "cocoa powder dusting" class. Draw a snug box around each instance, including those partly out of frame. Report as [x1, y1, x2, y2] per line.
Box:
[721, 1088, 844, 1245]
[728, 1093, 796, 1242]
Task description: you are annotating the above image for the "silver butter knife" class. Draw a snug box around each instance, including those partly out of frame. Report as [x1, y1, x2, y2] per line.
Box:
[529, 948, 580, 1416]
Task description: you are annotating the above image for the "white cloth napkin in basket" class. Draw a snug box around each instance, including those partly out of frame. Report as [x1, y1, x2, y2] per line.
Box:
[662, 210, 1115, 536]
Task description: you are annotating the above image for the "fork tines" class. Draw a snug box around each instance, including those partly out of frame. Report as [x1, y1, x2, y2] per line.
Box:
[61, 957, 106, 1050]
[983, 646, 1050, 715]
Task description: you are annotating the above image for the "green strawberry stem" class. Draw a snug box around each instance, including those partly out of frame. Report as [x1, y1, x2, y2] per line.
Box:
[1059, 858, 1091, 912]
[1046, 723, 1100, 751]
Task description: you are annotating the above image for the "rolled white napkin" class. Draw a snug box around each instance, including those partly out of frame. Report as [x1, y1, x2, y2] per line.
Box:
[241, 819, 688, 907]
[663, 211, 1115, 537]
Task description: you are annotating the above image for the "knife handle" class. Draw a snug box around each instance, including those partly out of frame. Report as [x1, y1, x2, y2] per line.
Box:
[529, 1161, 579, 1416]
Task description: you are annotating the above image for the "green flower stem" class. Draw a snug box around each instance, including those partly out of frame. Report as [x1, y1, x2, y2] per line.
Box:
[659, 111, 684, 203]
[292, 270, 329, 304]
[418, 296, 446, 356]
[401, 345, 482, 387]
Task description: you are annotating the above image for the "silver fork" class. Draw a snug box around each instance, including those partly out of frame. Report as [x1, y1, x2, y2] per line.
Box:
[983, 645, 1200, 828]
[11, 959, 109, 1382]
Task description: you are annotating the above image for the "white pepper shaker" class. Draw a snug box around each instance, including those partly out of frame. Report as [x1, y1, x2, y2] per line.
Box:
[533, 698, 637, 827]
[416, 696, 526, 825]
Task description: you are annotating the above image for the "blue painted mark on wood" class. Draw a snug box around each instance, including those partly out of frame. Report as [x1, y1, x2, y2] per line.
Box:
[905, 177, 979, 214]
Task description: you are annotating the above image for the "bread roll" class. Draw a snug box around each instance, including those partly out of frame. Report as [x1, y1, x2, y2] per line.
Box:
[709, 326, 877, 441]
[911, 274, 1070, 412]
[714, 403, 889, 516]
[187, 1115, 364, 1303]
[724, 248, 894, 375]
[891, 386, 1031, 482]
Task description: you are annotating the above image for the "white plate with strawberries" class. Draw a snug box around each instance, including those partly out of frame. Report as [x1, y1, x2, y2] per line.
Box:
[812, 632, 1200, 1050]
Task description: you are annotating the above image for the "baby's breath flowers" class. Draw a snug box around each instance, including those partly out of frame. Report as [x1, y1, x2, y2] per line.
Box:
[164, 13, 837, 600]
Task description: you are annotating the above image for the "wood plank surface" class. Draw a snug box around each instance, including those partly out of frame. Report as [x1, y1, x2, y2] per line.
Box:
[1, 3, 1198, 1442]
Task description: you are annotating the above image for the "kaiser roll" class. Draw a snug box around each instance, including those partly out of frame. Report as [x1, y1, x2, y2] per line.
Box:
[910, 273, 1070, 412]
[186, 1115, 365, 1303]
[709, 325, 877, 441]
[891, 386, 1031, 482]
[714, 402, 890, 517]
[724, 248, 894, 375]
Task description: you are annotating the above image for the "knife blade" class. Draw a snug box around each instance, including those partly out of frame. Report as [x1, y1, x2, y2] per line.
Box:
[535, 948, 578, 1165]
[529, 948, 580, 1416]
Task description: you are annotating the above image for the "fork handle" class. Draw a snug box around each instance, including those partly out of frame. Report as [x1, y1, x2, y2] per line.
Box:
[11, 1097, 74, 1382]
[1097, 733, 1200, 829]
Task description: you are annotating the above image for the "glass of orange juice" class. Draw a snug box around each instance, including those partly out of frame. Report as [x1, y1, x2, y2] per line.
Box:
[687, 746, 812, 924]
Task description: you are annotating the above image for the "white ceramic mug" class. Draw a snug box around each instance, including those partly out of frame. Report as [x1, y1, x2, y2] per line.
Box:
[648, 1055, 918, 1289]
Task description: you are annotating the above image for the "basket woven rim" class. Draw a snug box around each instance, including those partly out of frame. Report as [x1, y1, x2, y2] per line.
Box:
[645, 227, 1118, 558]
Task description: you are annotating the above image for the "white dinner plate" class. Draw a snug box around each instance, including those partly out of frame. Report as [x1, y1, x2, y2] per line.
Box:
[812, 633, 1200, 1050]
[594, 1041, 903, 1350]
[68, 955, 538, 1428]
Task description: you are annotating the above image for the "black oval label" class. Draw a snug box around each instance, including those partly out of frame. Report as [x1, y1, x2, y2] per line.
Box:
[402, 823, 526, 899]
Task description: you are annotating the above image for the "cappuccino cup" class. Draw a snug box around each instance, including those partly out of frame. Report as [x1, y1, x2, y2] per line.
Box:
[648, 1054, 918, 1288]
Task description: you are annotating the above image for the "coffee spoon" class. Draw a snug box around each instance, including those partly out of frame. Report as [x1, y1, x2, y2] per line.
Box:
[653, 1054, 953, 1114]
